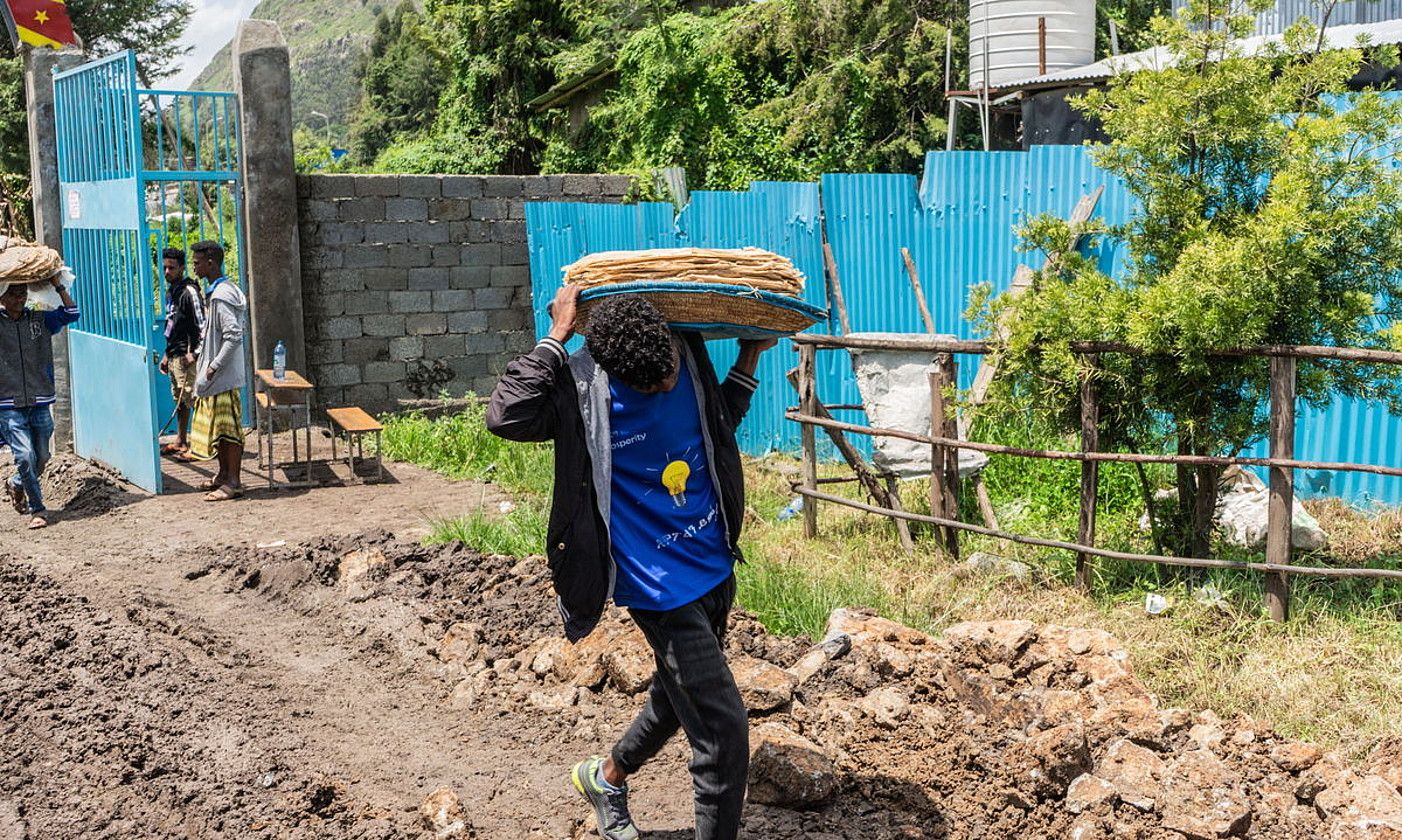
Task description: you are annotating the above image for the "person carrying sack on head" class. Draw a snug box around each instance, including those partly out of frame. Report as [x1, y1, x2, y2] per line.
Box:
[486, 284, 776, 840]
[0, 271, 80, 529]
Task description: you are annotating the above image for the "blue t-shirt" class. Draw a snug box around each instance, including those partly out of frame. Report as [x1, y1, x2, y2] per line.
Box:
[608, 361, 733, 611]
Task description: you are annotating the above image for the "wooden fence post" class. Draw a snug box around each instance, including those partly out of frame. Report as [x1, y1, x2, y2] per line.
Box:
[1076, 354, 1100, 590]
[930, 354, 961, 560]
[799, 344, 820, 539]
[1266, 355, 1297, 621]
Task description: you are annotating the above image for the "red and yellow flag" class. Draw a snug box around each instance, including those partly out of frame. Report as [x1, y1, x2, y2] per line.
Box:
[3, 0, 78, 49]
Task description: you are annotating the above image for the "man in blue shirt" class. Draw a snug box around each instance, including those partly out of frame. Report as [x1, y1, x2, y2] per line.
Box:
[0, 274, 80, 529]
[487, 286, 774, 840]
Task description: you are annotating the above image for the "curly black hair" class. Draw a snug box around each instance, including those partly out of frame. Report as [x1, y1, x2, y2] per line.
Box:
[585, 294, 676, 391]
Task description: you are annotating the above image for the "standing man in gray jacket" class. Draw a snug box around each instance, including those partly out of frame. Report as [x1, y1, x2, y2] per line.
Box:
[187, 241, 247, 501]
[0, 274, 79, 528]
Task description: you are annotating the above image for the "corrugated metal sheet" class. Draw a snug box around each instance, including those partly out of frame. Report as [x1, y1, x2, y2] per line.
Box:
[1173, 0, 1402, 36]
[1002, 16, 1402, 89]
[525, 145, 1402, 504]
[524, 182, 827, 455]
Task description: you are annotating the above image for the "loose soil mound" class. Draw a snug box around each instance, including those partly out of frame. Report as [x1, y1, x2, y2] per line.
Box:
[0, 451, 136, 516]
[6, 531, 1402, 839]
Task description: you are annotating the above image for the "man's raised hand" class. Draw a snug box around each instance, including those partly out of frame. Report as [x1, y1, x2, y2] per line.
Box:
[547, 284, 582, 343]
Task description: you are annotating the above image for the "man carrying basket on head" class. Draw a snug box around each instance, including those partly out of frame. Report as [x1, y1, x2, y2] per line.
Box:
[0, 258, 80, 530]
[487, 283, 777, 840]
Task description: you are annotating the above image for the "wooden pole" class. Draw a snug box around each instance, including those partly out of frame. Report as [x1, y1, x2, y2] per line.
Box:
[930, 354, 960, 559]
[823, 242, 853, 335]
[799, 344, 820, 539]
[1266, 355, 1297, 621]
[1076, 354, 1100, 590]
[900, 247, 937, 334]
[1038, 17, 1048, 75]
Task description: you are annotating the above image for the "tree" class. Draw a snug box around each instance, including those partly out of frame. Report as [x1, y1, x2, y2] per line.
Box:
[348, 1, 443, 166]
[974, 0, 1402, 559]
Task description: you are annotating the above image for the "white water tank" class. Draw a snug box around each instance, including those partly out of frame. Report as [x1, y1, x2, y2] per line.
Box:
[969, 0, 1096, 89]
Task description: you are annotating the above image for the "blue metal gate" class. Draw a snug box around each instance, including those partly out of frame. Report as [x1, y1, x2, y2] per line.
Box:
[54, 51, 247, 493]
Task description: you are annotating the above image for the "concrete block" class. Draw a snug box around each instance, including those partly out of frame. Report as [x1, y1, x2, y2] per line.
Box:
[390, 336, 425, 361]
[563, 174, 601, 195]
[303, 248, 343, 270]
[470, 198, 509, 220]
[489, 308, 528, 332]
[508, 202, 527, 220]
[492, 220, 526, 244]
[364, 361, 407, 383]
[321, 222, 366, 245]
[362, 268, 409, 291]
[385, 197, 429, 221]
[388, 244, 434, 268]
[365, 222, 409, 244]
[398, 175, 443, 198]
[519, 175, 554, 197]
[462, 243, 501, 266]
[304, 175, 358, 199]
[305, 291, 346, 317]
[441, 176, 484, 199]
[343, 337, 389, 364]
[343, 245, 389, 269]
[460, 220, 493, 243]
[490, 265, 531, 288]
[448, 310, 489, 334]
[474, 286, 516, 310]
[424, 334, 467, 358]
[345, 383, 389, 407]
[448, 354, 489, 380]
[303, 199, 340, 221]
[430, 245, 460, 267]
[433, 289, 473, 312]
[323, 316, 362, 340]
[362, 314, 407, 337]
[429, 198, 473, 222]
[481, 176, 525, 198]
[499, 243, 529, 265]
[470, 374, 500, 396]
[354, 175, 402, 196]
[343, 290, 389, 316]
[407, 221, 451, 244]
[306, 339, 344, 365]
[339, 196, 386, 221]
[315, 270, 367, 293]
[390, 290, 432, 313]
[406, 312, 448, 335]
[319, 363, 364, 388]
[450, 266, 493, 289]
[408, 268, 452, 291]
[599, 175, 636, 196]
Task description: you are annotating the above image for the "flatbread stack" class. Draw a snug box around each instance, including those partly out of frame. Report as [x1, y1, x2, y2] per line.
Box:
[562, 247, 825, 339]
[0, 237, 64, 287]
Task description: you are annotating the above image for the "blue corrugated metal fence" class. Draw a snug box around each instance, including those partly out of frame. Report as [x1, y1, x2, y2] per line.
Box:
[525, 145, 1401, 505]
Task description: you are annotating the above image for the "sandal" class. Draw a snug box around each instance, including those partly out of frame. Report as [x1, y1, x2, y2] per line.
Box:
[204, 485, 244, 502]
[160, 443, 186, 456]
[27, 512, 47, 529]
[6, 481, 25, 515]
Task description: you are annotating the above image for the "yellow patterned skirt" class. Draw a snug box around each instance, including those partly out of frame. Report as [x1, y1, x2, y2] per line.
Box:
[189, 390, 245, 461]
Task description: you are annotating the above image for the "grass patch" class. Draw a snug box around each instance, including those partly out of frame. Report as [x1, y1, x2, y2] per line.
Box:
[381, 401, 553, 498]
[426, 502, 548, 557]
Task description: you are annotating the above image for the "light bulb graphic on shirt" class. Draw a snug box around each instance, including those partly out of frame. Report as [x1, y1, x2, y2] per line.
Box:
[661, 460, 690, 507]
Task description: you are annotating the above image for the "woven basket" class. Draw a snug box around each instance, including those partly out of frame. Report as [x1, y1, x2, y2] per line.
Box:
[575, 282, 827, 340]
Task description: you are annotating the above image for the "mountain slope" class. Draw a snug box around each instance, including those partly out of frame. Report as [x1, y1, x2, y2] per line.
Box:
[190, 0, 389, 138]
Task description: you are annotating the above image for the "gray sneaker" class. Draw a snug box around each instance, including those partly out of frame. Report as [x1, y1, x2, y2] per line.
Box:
[570, 756, 639, 840]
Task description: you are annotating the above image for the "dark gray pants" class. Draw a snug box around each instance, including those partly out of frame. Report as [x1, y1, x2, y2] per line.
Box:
[611, 575, 748, 840]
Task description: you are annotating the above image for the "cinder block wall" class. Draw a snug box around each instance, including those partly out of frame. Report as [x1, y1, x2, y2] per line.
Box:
[296, 173, 634, 411]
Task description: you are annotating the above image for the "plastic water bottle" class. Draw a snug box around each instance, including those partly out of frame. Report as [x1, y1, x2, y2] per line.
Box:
[273, 340, 287, 381]
[776, 496, 804, 522]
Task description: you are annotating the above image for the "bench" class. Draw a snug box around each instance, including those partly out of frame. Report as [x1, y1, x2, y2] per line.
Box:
[327, 406, 385, 483]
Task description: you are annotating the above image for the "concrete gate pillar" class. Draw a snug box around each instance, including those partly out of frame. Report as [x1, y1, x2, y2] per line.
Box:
[233, 20, 306, 377]
[24, 45, 86, 451]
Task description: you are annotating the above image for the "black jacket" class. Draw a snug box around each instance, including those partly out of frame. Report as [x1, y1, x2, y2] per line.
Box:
[486, 332, 758, 641]
[165, 278, 204, 358]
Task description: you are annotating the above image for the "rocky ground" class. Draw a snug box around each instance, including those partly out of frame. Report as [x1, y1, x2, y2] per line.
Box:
[1, 459, 1400, 838]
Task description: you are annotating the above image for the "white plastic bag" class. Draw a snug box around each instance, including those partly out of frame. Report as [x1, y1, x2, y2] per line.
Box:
[23, 265, 76, 310]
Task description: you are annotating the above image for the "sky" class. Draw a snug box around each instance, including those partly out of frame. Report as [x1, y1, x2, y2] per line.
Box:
[168, 0, 263, 89]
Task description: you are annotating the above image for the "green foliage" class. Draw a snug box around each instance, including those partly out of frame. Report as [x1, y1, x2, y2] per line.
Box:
[348, 1, 442, 166]
[380, 402, 554, 499]
[427, 503, 548, 556]
[975, 0, 1402, 554]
